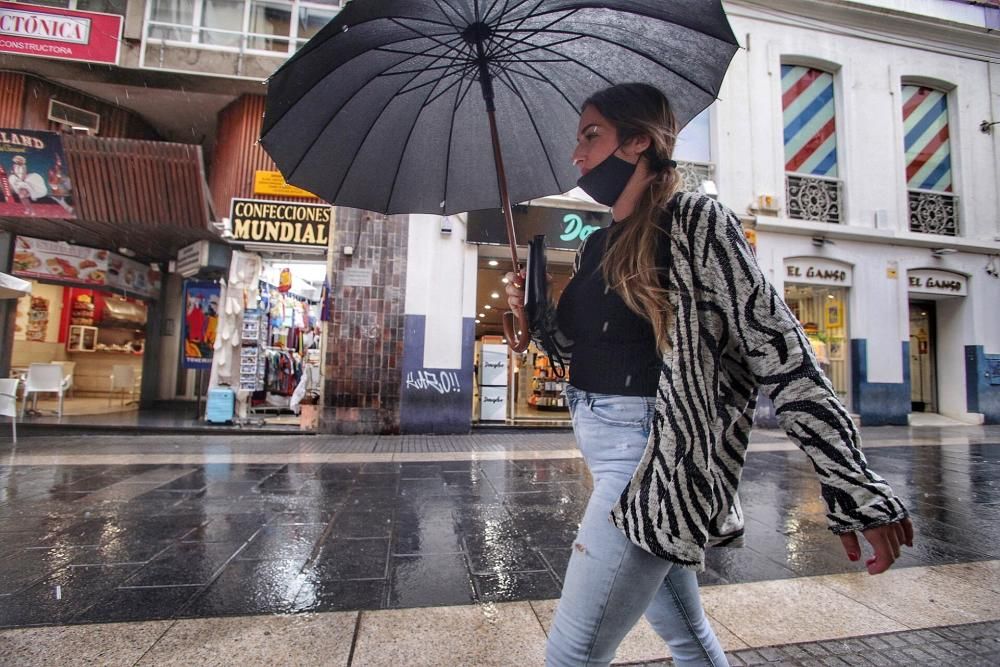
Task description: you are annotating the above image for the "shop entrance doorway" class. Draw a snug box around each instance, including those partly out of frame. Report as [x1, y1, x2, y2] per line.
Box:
[472, 250, 575, 426]
[908, 300, 937, 414]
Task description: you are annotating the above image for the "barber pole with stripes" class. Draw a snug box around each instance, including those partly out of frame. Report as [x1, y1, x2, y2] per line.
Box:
[782, 65, 838, 177]
[902, 85, 952, 193]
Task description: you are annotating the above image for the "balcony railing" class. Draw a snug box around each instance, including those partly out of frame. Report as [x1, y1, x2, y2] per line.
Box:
[785, 172, 843, 224]
[908, 189, 959, 236]
[676, 160, 715, 193]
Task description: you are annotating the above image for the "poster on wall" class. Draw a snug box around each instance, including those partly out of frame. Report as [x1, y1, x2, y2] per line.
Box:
[12, 236, 105, 284]
[0, 130, 75, 218]
[25, 296, 49, 342]
[183, 281, 220, 369]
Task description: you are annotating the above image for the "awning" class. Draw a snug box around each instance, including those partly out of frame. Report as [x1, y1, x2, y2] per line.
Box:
[0, 135, 218, 262]
[0, 271, 31, 299]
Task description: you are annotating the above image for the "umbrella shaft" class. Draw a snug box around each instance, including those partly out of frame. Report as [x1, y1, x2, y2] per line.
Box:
[485, 108, 518, 271]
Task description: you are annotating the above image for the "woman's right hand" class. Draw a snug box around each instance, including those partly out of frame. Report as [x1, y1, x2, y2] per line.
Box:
[504, 271, 525, 312]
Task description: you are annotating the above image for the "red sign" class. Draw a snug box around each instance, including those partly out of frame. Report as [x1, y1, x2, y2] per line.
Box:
[0, 1, 122, 65]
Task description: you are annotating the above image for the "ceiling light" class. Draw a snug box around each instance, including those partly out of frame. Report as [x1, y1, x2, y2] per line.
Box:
[484, 304, 491, 310]
[475, 319, 481, 324]
[501, 277, 509, 284]
[488, 259, 499, 267]
[478, 313, 485, 318]
[490, 292, 500, 299]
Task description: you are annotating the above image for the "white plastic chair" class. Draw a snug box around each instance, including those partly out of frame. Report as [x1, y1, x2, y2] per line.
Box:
[0, 378, 17, 443]
[21, 363, 71, 418]
[109, 365, 137, 406]
[52, 361, 75, 397]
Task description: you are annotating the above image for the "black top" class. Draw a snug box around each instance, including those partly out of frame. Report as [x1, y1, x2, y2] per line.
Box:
[556, 224, 668, 397]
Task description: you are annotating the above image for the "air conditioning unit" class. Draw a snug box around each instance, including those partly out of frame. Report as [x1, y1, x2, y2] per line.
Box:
[48, 99, 101, 135]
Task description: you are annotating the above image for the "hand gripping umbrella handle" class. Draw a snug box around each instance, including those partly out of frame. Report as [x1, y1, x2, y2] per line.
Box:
[503, 309, 531, 353]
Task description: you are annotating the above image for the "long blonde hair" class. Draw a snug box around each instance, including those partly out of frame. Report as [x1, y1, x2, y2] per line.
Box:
[584, 83, 682, 354]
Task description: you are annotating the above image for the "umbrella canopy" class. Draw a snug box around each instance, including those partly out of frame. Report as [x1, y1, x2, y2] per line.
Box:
[261, 0, 739, 217]
[0, 272, 31, 300]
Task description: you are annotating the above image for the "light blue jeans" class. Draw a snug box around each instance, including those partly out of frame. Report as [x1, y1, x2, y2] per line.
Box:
[546, 386, 729, 667]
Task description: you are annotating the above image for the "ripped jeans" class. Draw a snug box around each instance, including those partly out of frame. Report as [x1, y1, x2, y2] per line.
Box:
[546, 386, 728, 667]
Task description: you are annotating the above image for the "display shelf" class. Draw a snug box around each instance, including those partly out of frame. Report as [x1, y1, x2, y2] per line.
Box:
[529, 354, 569, 410]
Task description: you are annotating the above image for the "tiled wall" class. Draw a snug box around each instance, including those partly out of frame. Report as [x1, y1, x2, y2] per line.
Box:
[323, 208, 408, 434]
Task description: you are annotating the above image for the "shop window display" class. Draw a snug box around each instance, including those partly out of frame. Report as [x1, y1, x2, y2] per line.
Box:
[12, 284, 146, 416]
[784, 284, 849, 401]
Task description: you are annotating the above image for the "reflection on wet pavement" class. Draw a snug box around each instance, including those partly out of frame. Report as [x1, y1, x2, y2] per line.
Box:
[0, 442, 998, 628]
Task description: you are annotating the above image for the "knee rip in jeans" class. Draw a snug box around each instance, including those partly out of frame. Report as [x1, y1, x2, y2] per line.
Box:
[574, 542, 586, 553]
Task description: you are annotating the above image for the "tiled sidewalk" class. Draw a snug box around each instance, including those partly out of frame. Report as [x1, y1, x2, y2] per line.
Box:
[0, 564, 998, 665]
[2, 442, 999, 628]
[638, 620, 1000, 666]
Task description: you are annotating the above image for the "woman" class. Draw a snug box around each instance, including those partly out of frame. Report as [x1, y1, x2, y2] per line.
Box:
[505, 83, 913, 667]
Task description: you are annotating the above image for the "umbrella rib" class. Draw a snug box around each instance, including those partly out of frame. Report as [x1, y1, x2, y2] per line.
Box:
[490, 34, 615, 97]
[388, 18, 470, 57]
[440, 75, 466, 215]
[510, 57, 593, 114]
[374, 37, 469, 65]
[397, 61, 477, 98]
[491, 66, 564, 197]
[487, 33, 583, 63]
[383, 61, 478, 78]
[488, 8, 578, 51]
[422, 63, 479, 106]
[481, 0, 507, 26]
[503, 26, 722, 100]
[488, 0, 548, 38]
[435, 0, 472, 26]
[489, 61, 555, 86]
[427, 0, 465, 32]
[265, 24, 463, 138]
[276, 39, 469, 182]
[320, 60, 471, 204]
[382, 64, 466, 213]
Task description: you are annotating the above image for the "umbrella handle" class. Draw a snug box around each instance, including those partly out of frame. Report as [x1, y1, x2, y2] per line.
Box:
[502, 309, 531, 353]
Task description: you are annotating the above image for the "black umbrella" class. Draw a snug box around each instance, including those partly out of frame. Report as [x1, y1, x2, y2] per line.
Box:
[261, 0, 739, 351]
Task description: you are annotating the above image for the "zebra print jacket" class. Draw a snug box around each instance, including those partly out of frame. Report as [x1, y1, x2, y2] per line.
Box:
[537, 192, 908, 570]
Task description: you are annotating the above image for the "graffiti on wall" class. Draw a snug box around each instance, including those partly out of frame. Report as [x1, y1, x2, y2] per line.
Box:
[405, 370, 462, 394]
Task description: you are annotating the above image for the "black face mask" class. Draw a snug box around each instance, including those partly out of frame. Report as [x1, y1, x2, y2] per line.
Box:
[576, 152, 636, 208]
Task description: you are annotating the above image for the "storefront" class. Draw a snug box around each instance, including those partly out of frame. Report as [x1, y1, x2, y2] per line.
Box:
[10, 235, 161, 417]
[467, 203, 609, 426]
[906, 268, 968, 415]
[782, 257, 853, 405]
[195, 196, 331, 427]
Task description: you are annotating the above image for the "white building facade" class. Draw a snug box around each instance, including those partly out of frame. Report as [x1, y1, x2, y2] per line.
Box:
[405, 0, 1000, 431]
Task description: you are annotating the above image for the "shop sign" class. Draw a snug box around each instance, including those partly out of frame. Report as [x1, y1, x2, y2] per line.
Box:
[12, 235, 106, 285]
[0, 129, 75, 219]
[106, 254, 162, 300]
[784, 257, 853, 287]
[0, 1, 122, 65]
[908, 269, 967, 297]
[229, 198, 332, 248]
[467, 205, 609, 251]
[253, 171, 318, 199]
[12, 235, 161, 298]
[182, 281, 220, 369]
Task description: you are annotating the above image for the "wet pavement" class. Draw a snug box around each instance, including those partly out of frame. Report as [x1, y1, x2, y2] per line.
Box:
[1, 428, 998, 630]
